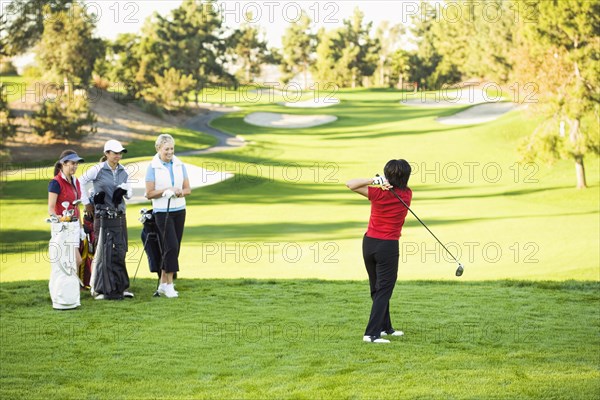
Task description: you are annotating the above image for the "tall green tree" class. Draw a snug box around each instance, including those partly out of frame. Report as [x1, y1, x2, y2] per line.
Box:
[97, 33, 142, 99]
[388, 49, 412, 89]
[408, 4, 441, 88]
[409, 1, 515, 86]
[514, 0, 600, 189]
[36, 3, 102, 90]
[313, 8, 379, 88]
[280, 12, 316, 87]
[0, 86, 17, 145]
[374, 21, 405, 87]
[1, 0, 72, 55]
[142, 67, 196, 112]
[231, 15, 270, 83]
[313, 28, 345, 86]
[136, 0, 233, 104]
[462, 0, 515, 82]
[342, 8, 380, 88]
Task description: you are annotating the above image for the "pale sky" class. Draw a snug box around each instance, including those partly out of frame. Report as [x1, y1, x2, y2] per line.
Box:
[89, 0, 417, 48]
[9, 0, 421, 69]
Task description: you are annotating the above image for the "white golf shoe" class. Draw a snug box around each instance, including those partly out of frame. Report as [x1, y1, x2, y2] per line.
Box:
[381, 330, 404, 337]
[363, 335, 390, 343]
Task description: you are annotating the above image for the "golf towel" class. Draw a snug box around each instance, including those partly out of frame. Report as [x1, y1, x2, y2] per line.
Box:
[49, 221, 81, 310]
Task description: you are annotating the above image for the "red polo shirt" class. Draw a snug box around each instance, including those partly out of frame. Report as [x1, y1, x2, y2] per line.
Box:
[366, 186, 412, 240]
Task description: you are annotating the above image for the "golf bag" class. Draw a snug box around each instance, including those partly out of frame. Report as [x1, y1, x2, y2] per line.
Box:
[78, 214, 95, 288]
[48, 221, 81, 310]
[90, 211, 129, 300]
[140, 209, 162, 275]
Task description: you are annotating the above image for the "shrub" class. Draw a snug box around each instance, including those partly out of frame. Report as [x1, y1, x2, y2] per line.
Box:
[31, 94, 97, 144]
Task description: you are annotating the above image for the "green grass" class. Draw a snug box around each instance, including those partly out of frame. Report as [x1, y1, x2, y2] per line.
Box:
[1, 88, 598, 281]
[1, 87, 599, 399]
[1, 279, 599, 399]
[0, 75, 27, 103]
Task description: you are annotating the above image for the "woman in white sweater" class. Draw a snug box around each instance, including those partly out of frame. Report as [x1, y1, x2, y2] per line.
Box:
[145, 134, 191, 298]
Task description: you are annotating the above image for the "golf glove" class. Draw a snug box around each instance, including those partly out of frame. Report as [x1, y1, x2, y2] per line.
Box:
[118, 182, 132, 199]
[372, 175, 388, 186]
[80, 227, 86, 242]
[162, 189, 176, 199]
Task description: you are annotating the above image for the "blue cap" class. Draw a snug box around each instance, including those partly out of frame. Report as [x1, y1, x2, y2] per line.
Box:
[60, 153, 84, 163]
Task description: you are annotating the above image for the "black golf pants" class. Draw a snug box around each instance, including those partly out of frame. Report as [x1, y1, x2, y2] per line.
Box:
[363, 235, 399, 338]
[155, 209, 186, 273]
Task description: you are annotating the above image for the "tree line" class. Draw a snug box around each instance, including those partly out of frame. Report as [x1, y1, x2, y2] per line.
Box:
[1, 0, 598, 187]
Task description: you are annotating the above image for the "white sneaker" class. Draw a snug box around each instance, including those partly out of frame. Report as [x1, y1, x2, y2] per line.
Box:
[157, 283, 167, 295]
[94, 294, 105, 300]
[381, 330, 404, 337]
[163, 284, 179, 298]
[363, 335, 390, 343]
[123, 291, 134, 298]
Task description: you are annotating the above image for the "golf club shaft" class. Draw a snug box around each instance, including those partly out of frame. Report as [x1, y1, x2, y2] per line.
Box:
[389, 188, 460, 264]
[155, 198, 171, 294]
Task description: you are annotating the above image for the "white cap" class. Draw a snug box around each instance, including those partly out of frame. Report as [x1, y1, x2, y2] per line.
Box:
[104, 139, 127, 153]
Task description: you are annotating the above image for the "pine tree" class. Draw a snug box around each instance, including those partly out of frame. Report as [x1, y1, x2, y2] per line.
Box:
[0, 86, 17, 145]
[513, 0, 600, 189]
[36, 2, 102, 91]
[312, 8, 379, 88]
[1, 0, 72, 55]
[374, 21, 405, 87]
[231, 14, 270, 83]
[280, 12, 316, 87]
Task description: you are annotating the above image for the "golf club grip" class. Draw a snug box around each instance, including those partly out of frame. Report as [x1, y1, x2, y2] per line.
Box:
[389, 188, 459, 264]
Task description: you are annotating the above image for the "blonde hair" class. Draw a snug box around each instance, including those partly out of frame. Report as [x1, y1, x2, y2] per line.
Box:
[155, 134, 175, 152]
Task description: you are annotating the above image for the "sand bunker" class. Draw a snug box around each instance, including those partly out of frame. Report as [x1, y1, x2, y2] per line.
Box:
[281, 97, 340, 108]
[244, 112, 337, 128]
[126, 162, 233, 204]
[400, 88, 503, 107]
[436, 102, 518, 125]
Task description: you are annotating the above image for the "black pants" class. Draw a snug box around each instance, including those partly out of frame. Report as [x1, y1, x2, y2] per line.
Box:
[363, 235, 399, 337]
[154, 210, 186, 273]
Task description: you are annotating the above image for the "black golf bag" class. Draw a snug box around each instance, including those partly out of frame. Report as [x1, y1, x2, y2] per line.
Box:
[90, 209, 129, 300]
[140, 209, 162, 275]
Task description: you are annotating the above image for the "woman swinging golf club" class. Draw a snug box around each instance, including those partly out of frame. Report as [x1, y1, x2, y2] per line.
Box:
[346, 159, 412, 343]
[145, 134, 191, 298]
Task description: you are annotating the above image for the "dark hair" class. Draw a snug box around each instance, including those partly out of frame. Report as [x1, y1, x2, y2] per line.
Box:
[384, 159, 411, 190]
[53, 149, 77, 176]
[100, 154, 107, 162]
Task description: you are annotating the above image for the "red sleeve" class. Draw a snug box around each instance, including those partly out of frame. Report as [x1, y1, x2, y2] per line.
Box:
[368, 186, 384, 201]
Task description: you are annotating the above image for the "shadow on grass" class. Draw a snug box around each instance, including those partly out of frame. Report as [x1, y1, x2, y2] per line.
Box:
[416, 185, 576, 201]
[0, 230, 47, 245]
[183, 220, 364, 242]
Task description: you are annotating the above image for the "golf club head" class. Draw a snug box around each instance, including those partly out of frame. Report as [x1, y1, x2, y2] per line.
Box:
[455, 263, 464, 277]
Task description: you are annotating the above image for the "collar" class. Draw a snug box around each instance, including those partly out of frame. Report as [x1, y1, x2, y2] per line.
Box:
[102, 161, 123, 172]
[152, 153, 182, 168]
[58, 171, 74, 184]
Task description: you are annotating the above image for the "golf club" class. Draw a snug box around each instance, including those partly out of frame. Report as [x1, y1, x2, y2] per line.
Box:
[153, 197, 171, 297]
[132, 208, 152, 283]
[377, 175, 465, 277]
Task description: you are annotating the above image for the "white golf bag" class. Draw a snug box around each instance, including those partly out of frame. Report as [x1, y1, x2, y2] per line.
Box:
[48, 221, 81, 310]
